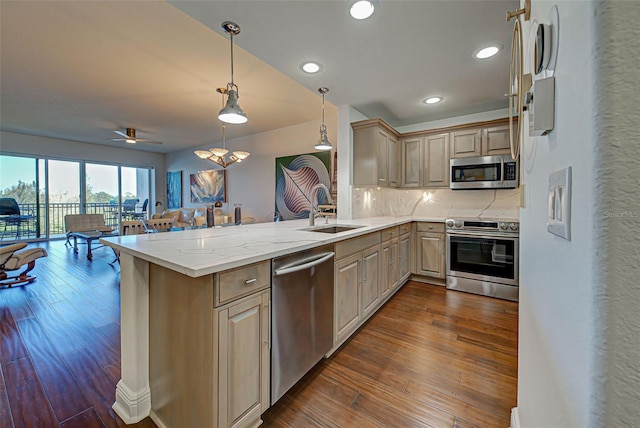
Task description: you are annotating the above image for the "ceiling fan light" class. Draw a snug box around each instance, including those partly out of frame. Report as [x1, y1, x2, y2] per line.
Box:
[195, 150, 212, 159]
[125, 138, 136, 144]
[218, 89, 248, 124]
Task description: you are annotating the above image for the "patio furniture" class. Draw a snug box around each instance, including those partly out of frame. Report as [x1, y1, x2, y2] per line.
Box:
[64, 214, 113, 246]
[122, 199, 139, 220]
[130, 199, 148, 220]
[0, 197, 35, 241]
[0, 242, 48, 287]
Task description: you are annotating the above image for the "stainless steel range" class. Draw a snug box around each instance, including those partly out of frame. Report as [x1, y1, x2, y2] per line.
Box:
[445, 218, 519, 301]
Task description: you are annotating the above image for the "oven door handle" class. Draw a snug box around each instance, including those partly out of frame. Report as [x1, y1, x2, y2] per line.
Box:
[447, 230, 518, 240]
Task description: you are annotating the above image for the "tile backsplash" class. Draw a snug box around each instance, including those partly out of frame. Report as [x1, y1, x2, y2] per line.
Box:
[352, 187, 520, 220]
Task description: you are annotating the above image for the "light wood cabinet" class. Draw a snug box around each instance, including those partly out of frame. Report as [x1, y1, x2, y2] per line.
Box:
[482, 124, 512, 156]
[401, 137, 422, 188]
[215, 290, 270, 428]
[334, 253, 361, 343]
[398, 233, 412, 283]
[361, 245, 381, 318]
[352, 119, 400, 188]
[424, 133, 450, 187]
[450, 129, 482, 158]
[401, 133, 449, 188]
[415, 227, 446, 279]
[451, 122, 515, 159]
[148, 261, 270, 428]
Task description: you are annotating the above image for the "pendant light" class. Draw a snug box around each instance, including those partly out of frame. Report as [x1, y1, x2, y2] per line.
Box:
[194, 88, 250, 168]
[218, 21, 247, 124]
[314, 87, 333, 151]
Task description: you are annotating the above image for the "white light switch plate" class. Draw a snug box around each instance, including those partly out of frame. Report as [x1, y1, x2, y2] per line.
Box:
[547, 166, 571, 240]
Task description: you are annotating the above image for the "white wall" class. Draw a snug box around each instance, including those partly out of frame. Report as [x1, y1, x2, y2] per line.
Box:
[337, 105, 368, 220]
[594, 1, 640, 426]
[0, 131, 166, 204]
[165, 112, 337, 222]
[396, 108, 509, 134]
[517, 1, 598, 426]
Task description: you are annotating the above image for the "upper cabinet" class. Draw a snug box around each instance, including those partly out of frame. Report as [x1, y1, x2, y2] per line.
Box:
[401, 134, 450, 188]
[354, 117, 514, 189]
[481, 124, 512, 156]
[352, 119, 400, 188]
[450, 129, 482, 158]
[450, 122, 513, 159]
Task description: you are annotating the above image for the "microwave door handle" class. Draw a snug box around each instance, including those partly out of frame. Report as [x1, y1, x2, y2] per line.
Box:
[500, 157, 505, 187]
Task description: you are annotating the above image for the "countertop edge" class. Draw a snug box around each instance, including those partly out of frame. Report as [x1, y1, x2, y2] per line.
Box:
[100, 215, 515, 277]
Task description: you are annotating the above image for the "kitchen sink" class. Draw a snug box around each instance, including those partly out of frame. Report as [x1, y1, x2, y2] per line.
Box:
[303, 225, 364, 234]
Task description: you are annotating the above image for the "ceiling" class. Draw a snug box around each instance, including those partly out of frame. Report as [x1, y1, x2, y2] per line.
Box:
[0, 0, 517, 154]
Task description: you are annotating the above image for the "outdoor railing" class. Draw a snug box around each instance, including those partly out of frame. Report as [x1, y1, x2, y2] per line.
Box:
[1, 202, 138, 242]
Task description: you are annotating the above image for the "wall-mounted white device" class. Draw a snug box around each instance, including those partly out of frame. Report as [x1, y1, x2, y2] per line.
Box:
[525, 76, 555, 136]
[547, 166, 571, 240]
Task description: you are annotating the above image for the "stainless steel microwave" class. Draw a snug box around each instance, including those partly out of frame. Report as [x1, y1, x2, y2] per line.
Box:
[450, 155, 518, 189]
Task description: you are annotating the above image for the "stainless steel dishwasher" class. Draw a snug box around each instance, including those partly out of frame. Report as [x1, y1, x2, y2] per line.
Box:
[271, 244, 334, 404]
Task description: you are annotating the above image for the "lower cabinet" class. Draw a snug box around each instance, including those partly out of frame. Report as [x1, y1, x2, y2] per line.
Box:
[381, 237, 399, 294]
[148, 261, 270, 428]
[415, 222, 446, 279]
[214, 290, 270, 428]
[334, 244, 380, 344]
[398, 232, 412, 282]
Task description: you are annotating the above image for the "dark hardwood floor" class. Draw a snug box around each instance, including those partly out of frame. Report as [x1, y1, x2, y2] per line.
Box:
[0, 240, 517, 428]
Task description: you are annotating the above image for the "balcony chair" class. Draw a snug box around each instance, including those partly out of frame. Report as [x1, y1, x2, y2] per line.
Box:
[0, 242, 48, 287]
[121, 198, 139, 220]
[131, 198, 148, 220]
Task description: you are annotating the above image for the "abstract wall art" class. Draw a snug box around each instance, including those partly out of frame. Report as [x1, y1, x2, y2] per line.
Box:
[166, 171, 182, 209]
[190, 169, 226, 203]
[275, 152, 331, 221]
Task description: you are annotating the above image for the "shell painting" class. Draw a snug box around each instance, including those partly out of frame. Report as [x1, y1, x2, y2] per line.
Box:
[275, 153, 331, 220]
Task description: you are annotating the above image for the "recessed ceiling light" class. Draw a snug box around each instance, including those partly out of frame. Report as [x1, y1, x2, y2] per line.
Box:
[350, 0, 375, 20]
[423, 97, 443, 105]
[475, 45, 501, 59]
[301, 62, 321, 74]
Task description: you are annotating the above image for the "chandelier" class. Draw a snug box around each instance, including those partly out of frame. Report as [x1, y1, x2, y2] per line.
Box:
[194, 87, 250, 168]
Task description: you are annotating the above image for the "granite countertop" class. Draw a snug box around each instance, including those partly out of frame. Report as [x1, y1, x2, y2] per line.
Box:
[100, 215, 515, 277]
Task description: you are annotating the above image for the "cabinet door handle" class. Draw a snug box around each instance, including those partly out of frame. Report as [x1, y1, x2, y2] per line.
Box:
[362, 258, 367, 283]
[245, 278, 257, 284]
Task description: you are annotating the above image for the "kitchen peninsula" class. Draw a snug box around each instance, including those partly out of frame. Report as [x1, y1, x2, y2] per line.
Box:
[102, 211, 515, 428]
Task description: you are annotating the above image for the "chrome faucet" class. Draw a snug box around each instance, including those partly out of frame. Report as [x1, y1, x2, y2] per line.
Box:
[309, 183, 333, 226]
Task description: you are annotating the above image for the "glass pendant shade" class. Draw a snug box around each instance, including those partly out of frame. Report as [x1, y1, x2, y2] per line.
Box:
[209, 147, 229, 157]
[195, 150, 212, 159]
[233, 151, 250, 161]
[218, 89, 247, 124]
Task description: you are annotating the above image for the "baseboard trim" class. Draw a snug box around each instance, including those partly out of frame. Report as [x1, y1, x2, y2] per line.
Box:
[112, 380, 151, 424]
[150, 410, 168, 428]
[511, 407, 521, 428]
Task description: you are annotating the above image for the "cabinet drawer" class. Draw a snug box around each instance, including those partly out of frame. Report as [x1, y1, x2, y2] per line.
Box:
[398, 223, 412, 235]
[380, 226, 399, 242]
[335, 232, 381, 260]
[215, 261, 270, 307]
[416, 222, 444, 233]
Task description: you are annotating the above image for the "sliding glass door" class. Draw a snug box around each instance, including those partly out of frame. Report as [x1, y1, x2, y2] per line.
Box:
[0, 154, 153, 242]
[47, 160, 81, 238]
[0, 155, 39, 241]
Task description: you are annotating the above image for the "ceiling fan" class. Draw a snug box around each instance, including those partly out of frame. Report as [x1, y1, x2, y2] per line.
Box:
[111, 128, 162, 145]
